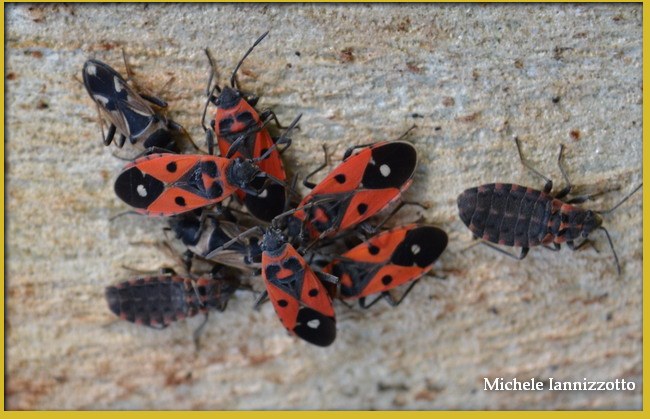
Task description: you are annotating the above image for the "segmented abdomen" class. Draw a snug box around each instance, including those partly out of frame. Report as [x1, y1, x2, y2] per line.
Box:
[457, 183, 553, 248]
[105, 276, 200, 327]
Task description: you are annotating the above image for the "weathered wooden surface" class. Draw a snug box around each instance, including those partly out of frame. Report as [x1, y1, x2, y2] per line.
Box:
[6, 3, 642, 409]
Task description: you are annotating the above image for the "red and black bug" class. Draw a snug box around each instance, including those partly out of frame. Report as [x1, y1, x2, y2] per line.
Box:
[202, 31, 290, 221]
[258, 227, 337, 347]
[204, 205, 339, 347]
[323, 224, 448, 308]
[113, 115, 299, 217]
[457, 138, 642, 274]
[287, 140, 418, 243]
[105, 269, 239, 345]
[82, 58, 189, 152]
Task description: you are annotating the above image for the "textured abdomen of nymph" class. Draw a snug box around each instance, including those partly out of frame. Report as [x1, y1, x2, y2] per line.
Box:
[105, 276, 200, 327]
[457, 183, 555, 247]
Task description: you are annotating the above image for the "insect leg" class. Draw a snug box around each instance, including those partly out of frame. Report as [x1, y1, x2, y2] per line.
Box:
[542, 243, 561, 251]
[192, 312, 209, 352]
[597, 227, 621, 275]
[566, 239, 598, 253]
[253, 290, 269, 311]
[382, 279, 420, 307]
[139, 93, 168, 109]
[479, 241, 530, 260]
[314, 270, 339, 285]
[116, 133, 127, 148]
[104, 123, 117, 146]
[514, 137, 553, 193]
[259, 109, 290, 130]
[553, 144, 574, 198]
[204, 226, 264, 259]
[303, 145, 329, 189]
[168, 120, 201, 152]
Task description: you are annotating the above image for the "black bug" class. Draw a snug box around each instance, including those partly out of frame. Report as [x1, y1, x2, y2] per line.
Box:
[457, 138, 642, 274]
[82, 58, 189, 152]
[167, 210, 262, 271]
[105, 269, 239, 346]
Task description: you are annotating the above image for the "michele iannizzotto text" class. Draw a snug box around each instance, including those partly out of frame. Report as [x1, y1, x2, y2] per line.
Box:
[483, 377, 636, 391]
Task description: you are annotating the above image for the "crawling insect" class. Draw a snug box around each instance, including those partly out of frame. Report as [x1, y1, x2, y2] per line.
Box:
[457, 137, 641, 274]
[82, 58, 190, 152]
[105, 268, 239, 347]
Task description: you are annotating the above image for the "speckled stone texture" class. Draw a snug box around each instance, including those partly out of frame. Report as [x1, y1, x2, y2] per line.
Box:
[6, 3, 642, 410]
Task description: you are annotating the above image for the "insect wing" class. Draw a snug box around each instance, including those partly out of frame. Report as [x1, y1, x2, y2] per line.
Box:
[262, 245, 336, 346]
[114, 154, 233, 215]
[328, 225, 447, 299]
[83, 59, 157, 141]
[295, 141, 417, 236]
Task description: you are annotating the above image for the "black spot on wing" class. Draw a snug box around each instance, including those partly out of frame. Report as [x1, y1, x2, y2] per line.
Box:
[265, 264, 281, 282]
[114, 166, 164, 209]
[293, 307, 336, 347]
[218, 117, 235, 135]
[236, 111, 255, 124]
[282, 257, 303, 274]
[361, 142, 417, 189]
[201, 161, 219, 178]
[206, 182, 224, 199]
[391, 226, 448, 268]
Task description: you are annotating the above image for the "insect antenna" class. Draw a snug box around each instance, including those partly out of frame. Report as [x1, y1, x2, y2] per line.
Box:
[230, 31, 270, 88]
[595, 183, 642, 276]
[598, 183, 642, 215]
[598, 226, 621, 276]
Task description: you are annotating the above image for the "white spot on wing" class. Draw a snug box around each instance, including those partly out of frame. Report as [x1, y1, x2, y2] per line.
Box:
[411, 244, 421, 255]
[86, 63, 97, 76]
[113, 76, 124, 93]
[259, 189, 269, 198]
[380, 164, 391, 177]
[307, 319, 321, 329]
[137, 184, 147, 197]
[93, 94, 109, 106]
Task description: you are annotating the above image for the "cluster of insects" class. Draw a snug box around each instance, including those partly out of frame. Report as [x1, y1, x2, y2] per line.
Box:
[85, 32, 640, 348]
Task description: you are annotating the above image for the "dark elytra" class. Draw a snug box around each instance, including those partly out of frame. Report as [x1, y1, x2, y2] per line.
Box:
[361, 142, 417, 189]
[83, 59, 181, 152]
[84, 59, 152, 136]
[243, 179, 286, 222]
[114, 166, 165, 209]
[391, 226, 448, 268]
[292, 307, 336, 347]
